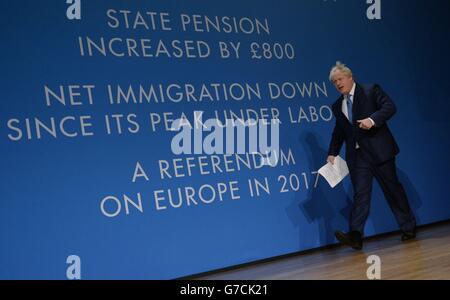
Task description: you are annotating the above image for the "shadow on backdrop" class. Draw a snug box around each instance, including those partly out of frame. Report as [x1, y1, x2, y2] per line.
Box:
[296, 132, 352, 245]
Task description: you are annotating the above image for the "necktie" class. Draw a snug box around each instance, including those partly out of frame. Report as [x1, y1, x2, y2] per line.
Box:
[346, 94, 353, 123]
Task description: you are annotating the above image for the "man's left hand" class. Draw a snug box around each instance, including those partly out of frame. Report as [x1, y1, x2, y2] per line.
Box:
[357, 118, 374, 130]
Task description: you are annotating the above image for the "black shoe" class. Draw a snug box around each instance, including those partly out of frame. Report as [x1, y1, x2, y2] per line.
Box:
[335, 230, 363, 250]
[401, 229, 416, 241]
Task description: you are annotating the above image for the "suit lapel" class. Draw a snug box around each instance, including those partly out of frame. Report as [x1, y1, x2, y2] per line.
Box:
[353, 83, 365, 122]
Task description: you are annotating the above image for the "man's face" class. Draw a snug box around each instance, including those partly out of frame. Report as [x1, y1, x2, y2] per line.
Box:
[331, 71, 354, 95]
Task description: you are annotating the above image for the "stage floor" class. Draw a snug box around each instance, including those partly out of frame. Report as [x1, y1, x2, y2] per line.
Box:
[198, 221, 450, 280]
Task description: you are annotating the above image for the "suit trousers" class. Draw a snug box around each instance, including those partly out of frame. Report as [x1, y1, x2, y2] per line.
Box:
[349, 149, 416, 235]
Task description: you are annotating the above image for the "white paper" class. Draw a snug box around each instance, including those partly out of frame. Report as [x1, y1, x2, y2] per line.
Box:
[318, 155, 349, 188]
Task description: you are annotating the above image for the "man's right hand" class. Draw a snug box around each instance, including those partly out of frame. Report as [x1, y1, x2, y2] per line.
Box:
[327, 155, 336, 165]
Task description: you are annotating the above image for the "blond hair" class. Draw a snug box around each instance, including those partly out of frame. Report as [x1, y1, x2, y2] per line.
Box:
[329, 61, 353, 81]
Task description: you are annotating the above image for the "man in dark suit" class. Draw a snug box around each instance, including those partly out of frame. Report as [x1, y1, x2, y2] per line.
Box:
[327, 62, 417, 250]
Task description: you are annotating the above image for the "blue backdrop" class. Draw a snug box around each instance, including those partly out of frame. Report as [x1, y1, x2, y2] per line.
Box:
[1, 0, 449, 279]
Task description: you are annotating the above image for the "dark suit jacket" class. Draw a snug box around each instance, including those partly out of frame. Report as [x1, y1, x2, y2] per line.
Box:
[327, 83, 399, 168]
